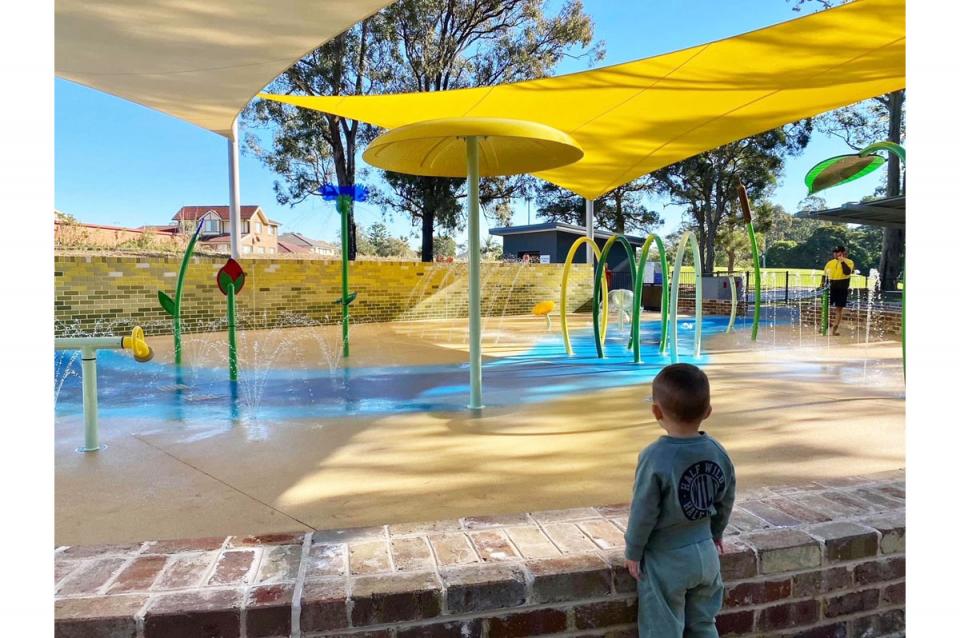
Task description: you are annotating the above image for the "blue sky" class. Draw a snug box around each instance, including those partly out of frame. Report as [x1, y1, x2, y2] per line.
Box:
[54, 0, 886, 247]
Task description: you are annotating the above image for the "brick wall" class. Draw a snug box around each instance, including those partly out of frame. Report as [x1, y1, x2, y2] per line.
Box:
[54, 255, 596, 336]
[55, 471, 905, 637]
[798, 304, 902, 338]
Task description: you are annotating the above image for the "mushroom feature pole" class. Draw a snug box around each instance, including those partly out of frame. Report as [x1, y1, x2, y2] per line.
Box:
[227, 119, 242, 261]
[585, 200, 595, 264]
[226, 118, 242, 381]
[361, 117, 583, 411]
[466, 135, 483, 409]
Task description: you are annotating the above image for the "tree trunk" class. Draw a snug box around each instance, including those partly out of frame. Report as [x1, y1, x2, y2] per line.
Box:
[421, 211, 434, 263]
[878, 89, 904, 290]
[614, 194, 625, 234]
[702, 209, 718, 274]
[703, 233, 716, 275]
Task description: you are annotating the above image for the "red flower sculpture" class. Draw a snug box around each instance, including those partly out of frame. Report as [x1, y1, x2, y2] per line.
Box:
[217, 258, 246, 296]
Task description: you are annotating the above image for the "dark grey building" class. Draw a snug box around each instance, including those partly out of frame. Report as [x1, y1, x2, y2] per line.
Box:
[489, 222, 648, 287]
[489, 222, 643, 267]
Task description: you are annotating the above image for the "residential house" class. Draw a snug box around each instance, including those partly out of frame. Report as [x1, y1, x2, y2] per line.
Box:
[172, 205, 281, 256]
[278, 232, 338, 257]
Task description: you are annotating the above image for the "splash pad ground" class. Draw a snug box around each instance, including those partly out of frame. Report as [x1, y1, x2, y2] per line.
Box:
[54, 312, 903, 545]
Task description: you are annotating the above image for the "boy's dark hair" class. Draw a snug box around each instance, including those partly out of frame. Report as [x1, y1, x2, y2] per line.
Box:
[652, 363, 711, 424]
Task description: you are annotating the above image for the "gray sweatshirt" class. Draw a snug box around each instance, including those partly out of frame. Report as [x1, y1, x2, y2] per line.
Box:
[624, 432, 736, 561]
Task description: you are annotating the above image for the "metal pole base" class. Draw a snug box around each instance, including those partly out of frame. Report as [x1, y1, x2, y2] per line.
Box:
[76, 443, 107, 454]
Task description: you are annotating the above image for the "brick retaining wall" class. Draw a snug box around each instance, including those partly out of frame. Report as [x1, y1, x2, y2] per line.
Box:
[55, 471, 905, 637]
[54, 255, 595, 337]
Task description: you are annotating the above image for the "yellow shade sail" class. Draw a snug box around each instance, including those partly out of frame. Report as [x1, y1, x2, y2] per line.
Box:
[56, 0, 396, 137]
[261, 0, 904, 198]
[363, 118, 584, 178]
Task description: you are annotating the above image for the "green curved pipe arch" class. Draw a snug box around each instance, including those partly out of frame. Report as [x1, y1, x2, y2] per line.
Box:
[669, 231, 703, 363]
[592, 235, 638, 360]
[633, 234, 670, 358]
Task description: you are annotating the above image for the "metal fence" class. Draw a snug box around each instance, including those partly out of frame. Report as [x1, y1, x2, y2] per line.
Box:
[604, 267, 899, 308]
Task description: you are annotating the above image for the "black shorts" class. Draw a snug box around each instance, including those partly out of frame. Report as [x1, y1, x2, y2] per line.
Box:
[830, 279, 850, 308]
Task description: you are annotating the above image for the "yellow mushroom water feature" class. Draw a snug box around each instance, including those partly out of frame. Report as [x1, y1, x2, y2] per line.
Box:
[532, 301, 556, 330]
[363, 118, 583, 409]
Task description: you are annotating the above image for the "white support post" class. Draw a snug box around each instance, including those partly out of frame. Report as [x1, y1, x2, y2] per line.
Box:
[585, 199, 595, 263]
[227, 119, 242, 260]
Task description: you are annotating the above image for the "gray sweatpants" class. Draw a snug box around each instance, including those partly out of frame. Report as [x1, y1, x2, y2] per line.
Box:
[638, 539, 723, 638]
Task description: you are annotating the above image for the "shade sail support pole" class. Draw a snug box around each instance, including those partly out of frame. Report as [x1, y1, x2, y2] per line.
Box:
[466, 136, 483, 410]
[228, 119, 242, 260]
[585, 199, 594, 264]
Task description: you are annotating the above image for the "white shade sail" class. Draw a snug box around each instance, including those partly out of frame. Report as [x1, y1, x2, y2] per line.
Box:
[55, 0, 396, 137]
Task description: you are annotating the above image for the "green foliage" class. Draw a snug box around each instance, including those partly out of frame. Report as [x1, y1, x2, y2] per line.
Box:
[535, 179, 662, 234]
[650, 121, 813, 273]
[55, 210, 79, 224]
[755, 199, 825, 245]
[357, 222, 415, 259]
[715, 223, 753, 273]
[433, 235, 458, 259]
[763, 225, 883, 272]
[481, 236, 503, 261]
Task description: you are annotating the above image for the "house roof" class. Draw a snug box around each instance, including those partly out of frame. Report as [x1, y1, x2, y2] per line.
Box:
[488, 222, 646, 247]
[277, 240, 312, 254]
[795, 195, 905, 228]
[279, 232, 336, 250]
[55, 220, 152, 233]
[173, 206, 280, 225]
[198, 234, 233, 244]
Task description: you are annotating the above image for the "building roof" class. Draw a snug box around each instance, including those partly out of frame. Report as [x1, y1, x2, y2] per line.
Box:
[279, 232, 336, 250]
[795, 195, 905, 228]
[488, 222, 646, 246]
[173, 206, 280, 225]
[198, 234, 233, 244]
[54, 220, 152, 233]
[277, 240, 311, 254]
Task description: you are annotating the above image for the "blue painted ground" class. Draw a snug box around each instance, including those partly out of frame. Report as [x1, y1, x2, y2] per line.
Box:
[54, 317, 736, 423]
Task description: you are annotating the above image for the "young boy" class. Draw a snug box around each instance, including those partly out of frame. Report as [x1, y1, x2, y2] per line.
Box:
[624, 363, 736, 638]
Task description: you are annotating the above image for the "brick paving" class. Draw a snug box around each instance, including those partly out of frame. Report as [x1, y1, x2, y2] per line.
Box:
[54, 470, 905, 637]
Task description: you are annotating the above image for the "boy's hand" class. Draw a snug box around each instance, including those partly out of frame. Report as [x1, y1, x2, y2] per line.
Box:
[714, 538, 724, 555]
[626, 559, 643, 580]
